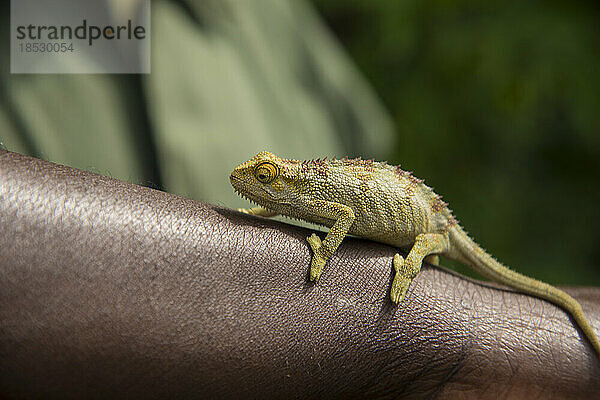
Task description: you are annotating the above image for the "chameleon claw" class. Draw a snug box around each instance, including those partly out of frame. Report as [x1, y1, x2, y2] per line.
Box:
[390, 280, 409, 304]
[309, 255, 327, 282]
[307, 234, 326, 282]
[306, 233, 322, 251]
[393, 254, 404, 273]
[391, 254, 410, 304]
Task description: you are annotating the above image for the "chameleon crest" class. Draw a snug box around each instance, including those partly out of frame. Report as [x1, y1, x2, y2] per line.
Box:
[231, 151, 600, 359]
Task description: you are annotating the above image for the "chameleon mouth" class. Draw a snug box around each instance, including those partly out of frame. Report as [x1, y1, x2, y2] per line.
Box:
[230, 175, 267, 205]
[229, 173, 292, 208]
[229, 173, 242, 184]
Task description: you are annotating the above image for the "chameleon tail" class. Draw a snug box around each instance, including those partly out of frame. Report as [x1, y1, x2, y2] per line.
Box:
[448, 225, 600, 359]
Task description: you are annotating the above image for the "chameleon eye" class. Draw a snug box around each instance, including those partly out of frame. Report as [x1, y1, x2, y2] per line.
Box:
[254, 162, 278, 184]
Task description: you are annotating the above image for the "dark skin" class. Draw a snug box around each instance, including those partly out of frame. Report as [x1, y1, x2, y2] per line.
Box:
[0, 149, 599, 399]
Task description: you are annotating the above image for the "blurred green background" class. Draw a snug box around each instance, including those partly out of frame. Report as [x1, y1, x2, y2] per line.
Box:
[312, 0, 600, 284]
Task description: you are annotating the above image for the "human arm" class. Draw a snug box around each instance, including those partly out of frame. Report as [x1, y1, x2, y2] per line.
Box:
[1, 150, 598, 399]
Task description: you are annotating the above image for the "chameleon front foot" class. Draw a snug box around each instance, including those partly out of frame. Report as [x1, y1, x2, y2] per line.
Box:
[237, 207, 278, 217]
[307, 233, 327, 282]
[390, 254, 416, 304]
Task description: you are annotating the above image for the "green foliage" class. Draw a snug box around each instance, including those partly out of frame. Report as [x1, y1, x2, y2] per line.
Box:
[313, 0, 600, 284]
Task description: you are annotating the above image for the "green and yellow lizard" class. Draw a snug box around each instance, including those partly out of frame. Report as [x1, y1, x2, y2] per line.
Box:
[230, 151, 600, 358]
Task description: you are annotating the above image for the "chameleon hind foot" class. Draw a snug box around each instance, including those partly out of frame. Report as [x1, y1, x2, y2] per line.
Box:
[390, 234, 448, 304]
[390, 254, 419, 304]
[307, 233, 327, 282]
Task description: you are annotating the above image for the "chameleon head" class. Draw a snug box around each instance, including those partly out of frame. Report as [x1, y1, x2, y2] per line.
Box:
[230, 151, 300, 212]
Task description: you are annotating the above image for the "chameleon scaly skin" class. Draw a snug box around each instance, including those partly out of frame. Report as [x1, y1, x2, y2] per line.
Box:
[230, 151, 600, 358]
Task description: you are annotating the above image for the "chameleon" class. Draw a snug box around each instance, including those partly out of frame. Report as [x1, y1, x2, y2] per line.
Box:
[230, 151, 600, 358]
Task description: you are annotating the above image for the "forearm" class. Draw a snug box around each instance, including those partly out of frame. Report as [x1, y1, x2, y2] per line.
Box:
[0, 150, 598, 399]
